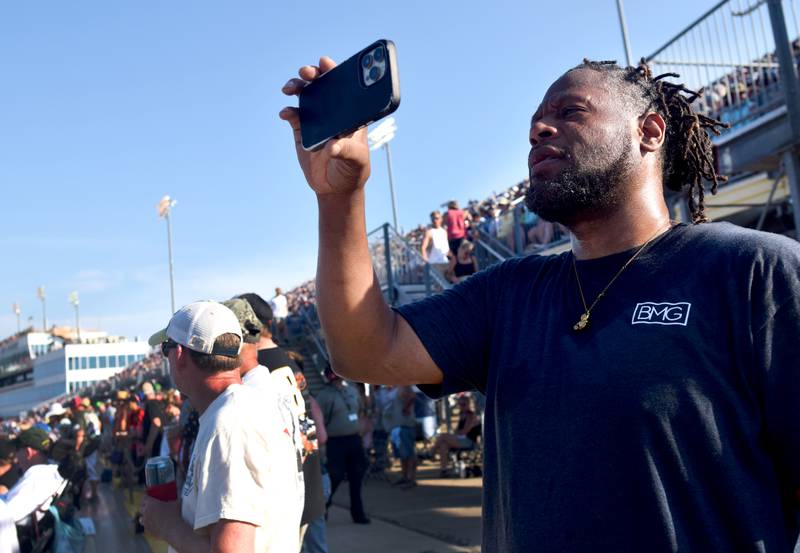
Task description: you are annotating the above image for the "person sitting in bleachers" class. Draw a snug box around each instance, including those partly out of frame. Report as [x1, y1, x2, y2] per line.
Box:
[430, 395, 481, 477]
[446, 240, 478, 284]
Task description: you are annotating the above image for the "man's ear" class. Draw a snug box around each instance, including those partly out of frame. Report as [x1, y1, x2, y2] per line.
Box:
[639, 112, 666, 154]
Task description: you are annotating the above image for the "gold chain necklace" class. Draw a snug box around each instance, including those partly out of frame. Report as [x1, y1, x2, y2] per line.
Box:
[572, 223, 672, 332]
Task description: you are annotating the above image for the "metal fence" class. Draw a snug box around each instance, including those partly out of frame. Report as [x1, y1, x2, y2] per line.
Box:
[478, 197, 571, 257]
[368, 223, 450, 305]
[646, 0, 800, 130]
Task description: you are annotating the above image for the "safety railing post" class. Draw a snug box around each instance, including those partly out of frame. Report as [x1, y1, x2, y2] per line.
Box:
[766, 0, 800, 236]
[424, 262, 432, 298]
[513, 205, 525, 255]
[383, 223, 395, 306]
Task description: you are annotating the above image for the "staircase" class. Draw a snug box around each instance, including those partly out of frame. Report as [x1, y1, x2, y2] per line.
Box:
[284, 307, 328, 396]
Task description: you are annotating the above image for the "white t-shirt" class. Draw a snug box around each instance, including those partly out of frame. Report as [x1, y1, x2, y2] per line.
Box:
[428, 227, 450, 264]
[170, 384, 302, 553]
[242, 365, 305, 507]
[269, 294, 289, 319]
[4, 464, 64, 524]
[0, 500, 19, 553]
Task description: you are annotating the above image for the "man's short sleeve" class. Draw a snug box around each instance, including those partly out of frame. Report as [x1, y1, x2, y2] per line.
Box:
[752, 239, 800, 509]
[394, 260, 509, 397]
[192, 425, 265, 531]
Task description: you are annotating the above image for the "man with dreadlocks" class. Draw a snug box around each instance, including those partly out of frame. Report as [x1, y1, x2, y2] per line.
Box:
[280, 56, 800, 552]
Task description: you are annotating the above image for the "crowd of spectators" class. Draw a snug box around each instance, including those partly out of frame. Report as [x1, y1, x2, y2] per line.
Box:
[0, 304, 484, 553]
[281, 177, 569, 318]
[698, 38, 800, 127]
[0, 350, 182, 551]
[286, 280, 317, 315]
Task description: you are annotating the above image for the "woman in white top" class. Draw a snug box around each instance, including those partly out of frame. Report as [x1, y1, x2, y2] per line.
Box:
[420, 211, 451, 265]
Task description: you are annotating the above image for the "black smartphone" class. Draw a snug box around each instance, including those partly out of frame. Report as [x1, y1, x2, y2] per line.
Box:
[299, 39, 400, 151]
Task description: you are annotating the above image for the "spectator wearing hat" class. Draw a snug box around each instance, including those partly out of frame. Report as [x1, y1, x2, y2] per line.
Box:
[226, 292, 327, 551]
[43, 403, 67, 441]
[5, 428, 65, 525]
[222, 298, 306, 510]
[234, 292, 328, 548]
[141, 301, 302, 553]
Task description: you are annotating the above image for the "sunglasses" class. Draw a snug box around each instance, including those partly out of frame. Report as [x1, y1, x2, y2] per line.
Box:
[161, 339, 179, 356]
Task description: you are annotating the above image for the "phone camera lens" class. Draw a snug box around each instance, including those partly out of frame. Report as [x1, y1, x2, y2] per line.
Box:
[369, 66, 382, 81]
[362, 54, 373, 69]
[373, 47, 384, 62]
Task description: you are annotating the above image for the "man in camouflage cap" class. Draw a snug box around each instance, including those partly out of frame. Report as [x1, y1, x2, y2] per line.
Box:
[6, 428, 65, 524]
[221, 298, 306, 532]
[13, 428, 52, 471]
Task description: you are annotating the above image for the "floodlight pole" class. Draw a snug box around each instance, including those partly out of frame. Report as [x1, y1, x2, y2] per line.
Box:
[383, 142, 400, 232]
[37, 287, 47, 332]
[368, 118, 401, 232]
[615, 0, 634, 67]
[75, 303, 81, 342]
[69, 292, 81, 342]
[158, 196, 177, 315]
[165, 211, 176, 314]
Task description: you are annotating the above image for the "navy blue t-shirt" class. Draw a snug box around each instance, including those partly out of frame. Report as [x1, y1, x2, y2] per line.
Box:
[396, 222, 800, 552]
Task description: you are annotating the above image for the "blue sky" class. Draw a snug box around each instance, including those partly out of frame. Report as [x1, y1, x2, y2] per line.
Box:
[0, 0, 721, 339]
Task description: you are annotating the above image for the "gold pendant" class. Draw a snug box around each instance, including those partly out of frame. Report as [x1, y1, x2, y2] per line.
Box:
[573, 312, 590, 331]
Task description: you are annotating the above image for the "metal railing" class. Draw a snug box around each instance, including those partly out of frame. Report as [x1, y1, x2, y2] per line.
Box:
[474, 227, 515, 259]
[646, 0, 800, 131]
[285, 223, 457, 367]
[368, 223, 451, 306]
[475, 197, 571, 257]
[473, 235, 508, 270]
[296, 305, 328, 363]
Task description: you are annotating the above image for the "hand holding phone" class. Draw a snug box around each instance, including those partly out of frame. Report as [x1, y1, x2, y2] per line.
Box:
[280, 56, 372, 197]
[280, 41, 400, 198]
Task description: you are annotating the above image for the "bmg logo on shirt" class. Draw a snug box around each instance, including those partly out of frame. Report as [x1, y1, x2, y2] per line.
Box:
[631, 302, 692, 326]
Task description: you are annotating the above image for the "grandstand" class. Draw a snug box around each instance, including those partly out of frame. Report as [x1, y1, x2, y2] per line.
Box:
[0, 328, 152, 417]
[646, 0, 800, 237]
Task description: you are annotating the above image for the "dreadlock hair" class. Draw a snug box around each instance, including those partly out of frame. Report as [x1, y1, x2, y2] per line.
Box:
[574, 58, 730, 223]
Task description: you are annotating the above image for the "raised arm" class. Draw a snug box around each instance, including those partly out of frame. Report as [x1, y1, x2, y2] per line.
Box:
[279, 56, 442, 386]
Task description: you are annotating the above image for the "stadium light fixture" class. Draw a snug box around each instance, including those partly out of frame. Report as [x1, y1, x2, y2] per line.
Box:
[12, 303, 21, 333]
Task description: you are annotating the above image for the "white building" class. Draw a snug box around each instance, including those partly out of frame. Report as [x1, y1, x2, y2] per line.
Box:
[0, 336, 151, 417]
[0, 330, 60, 393]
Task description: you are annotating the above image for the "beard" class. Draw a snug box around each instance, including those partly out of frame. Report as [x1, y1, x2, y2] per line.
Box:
[525, 131, 636, 226]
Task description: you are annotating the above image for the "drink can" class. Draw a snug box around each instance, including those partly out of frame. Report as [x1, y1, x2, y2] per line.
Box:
[145, 456, 175, 487]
